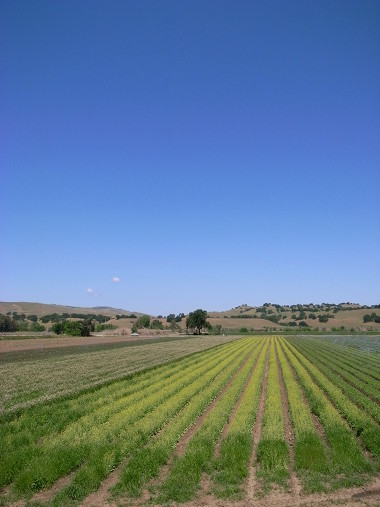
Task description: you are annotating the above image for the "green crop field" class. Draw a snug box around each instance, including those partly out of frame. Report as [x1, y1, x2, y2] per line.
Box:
[1, 335, 380, 506]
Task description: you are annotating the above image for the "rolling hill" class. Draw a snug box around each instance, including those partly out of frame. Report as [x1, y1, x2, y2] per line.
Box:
[1, 301, 379, 334]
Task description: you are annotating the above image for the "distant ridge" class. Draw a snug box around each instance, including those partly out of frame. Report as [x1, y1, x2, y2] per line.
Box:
[0, 301, 142, 317]
[92, 306, 128, 311]
[1, 300, 380, 333]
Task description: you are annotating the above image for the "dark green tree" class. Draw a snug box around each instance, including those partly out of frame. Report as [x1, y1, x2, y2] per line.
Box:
[30, 322, 46, 332]
[0, 315, 18, 332]
[186, 309, 208, 335]
[52, 322, 65, 334]
[151, 319, 164, 330]
[136, 314, 151, 329]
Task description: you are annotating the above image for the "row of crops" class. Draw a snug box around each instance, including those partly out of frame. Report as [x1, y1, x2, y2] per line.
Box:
[305, 334, 380, 354]
[1, 335, 379, 506]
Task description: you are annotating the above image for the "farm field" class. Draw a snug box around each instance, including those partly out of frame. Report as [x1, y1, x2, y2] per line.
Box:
[1, 336, 380, 506]
[0, 334, 241, 414]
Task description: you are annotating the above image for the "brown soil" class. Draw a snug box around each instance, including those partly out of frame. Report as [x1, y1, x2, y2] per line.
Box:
[275, 340, 302, 497]
[7, 473, 76, 507]
[181, 475, 380, 507]
[6, 474, 380, 507]
[30, 472, 75, 504]
[80, 465, 122, 507]
[246, 338, 271, 500]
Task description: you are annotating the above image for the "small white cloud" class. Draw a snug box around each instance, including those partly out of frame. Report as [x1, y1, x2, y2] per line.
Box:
[112, 277, 120, 283]
[87, 288, 100, 296]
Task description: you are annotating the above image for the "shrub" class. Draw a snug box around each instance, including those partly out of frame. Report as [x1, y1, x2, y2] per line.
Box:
[151, 320, 164, 330]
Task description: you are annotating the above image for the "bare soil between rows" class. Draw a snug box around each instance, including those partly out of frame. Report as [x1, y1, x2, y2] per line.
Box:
[182, 476, 380, 507]
[50, 476, 380, 507]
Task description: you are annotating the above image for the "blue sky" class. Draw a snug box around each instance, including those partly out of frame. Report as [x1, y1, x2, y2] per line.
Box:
[1, 0, 379, 315]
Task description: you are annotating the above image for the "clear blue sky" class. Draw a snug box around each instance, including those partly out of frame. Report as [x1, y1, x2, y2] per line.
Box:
[1, 0, 379, 315]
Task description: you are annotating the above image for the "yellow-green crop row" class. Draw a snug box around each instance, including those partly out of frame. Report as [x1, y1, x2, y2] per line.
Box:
[276, 340, 328, 490]
[280, 338, 371, 477]
[256, 338, 288, 488]
[5, 338, 258, 505]
[211, 337, 269, 498]
[1, 337, 236, 444]
[158, 338, 264, 503]
[286, 339, 380, 459]
[291, 339, 380, 424]
[297, 337, 380, 382]
[0, 335, 241, 413]
[112, 339, 264, 500]
[3, 335, 379, 507]
[291, 339, 380, 403]
[52, 338, 261, 506]
[0, 337, 249, 494]
[1, 342, 252, 502]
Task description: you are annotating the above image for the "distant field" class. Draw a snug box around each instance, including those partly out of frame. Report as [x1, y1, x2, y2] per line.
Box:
[0, 334, 239, 414]
[1, 335, 379, 507]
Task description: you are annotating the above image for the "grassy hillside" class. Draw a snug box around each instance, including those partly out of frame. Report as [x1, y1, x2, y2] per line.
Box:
[0, 301, 141, 318]
[210, 303, 380, 332]
[1, 301, 379, 335]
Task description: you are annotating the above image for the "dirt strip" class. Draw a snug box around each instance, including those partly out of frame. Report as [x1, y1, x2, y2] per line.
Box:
[181, 475, 380, 507]
[80, 466, 122, 507]
[246, 338, 271, 500]
[30, 472, 76, 504]
[6, 472, 76, 507]
[275, 339, 302, 497]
